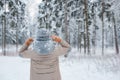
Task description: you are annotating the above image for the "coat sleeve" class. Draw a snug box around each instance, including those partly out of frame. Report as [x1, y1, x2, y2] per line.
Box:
[19, 44, 32, 58]
[54, 40, 71, 57]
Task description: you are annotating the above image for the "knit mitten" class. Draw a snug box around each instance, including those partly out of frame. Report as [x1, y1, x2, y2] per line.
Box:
[51, 35, 61, 43]
[25, 38, 34, 46]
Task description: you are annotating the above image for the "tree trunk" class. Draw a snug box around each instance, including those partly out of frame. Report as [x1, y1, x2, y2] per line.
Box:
[84, 0, 90, 54]
[78, 21, 82, 53]
[64, 0, 69, 57]
[111, 26, 114, 47]
[80, 22, 82, 53]
[16, 13, 18, 53]
[101, 0, 105, 55]
[2, 16, 4, 55]
[78, 22, 80, 51]
[92, 3, 96, 54]
[2, 15, 6, 56]
[112, 12, 119, 54]
[65, 0, 69, 43]
[16, 1, 19, 53]
[84, 21, 86, 54]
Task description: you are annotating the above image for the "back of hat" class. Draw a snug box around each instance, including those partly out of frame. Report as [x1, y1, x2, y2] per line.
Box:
[33, 28, 55, 55]
[36, 28, 50, 41]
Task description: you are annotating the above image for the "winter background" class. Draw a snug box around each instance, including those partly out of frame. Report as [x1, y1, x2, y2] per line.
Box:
[0, 0, 120, 80]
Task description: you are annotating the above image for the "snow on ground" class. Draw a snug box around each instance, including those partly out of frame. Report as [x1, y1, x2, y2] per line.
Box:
[0, 57, 30, 80]
[0, 53, 120, 80]
[60, 54, 120, 80]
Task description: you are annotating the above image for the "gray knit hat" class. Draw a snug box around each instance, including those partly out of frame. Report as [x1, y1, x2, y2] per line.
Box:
[33, 28, 55, 55]
[36, 28, 50, 41]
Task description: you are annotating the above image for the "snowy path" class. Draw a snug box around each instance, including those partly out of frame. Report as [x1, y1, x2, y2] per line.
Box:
[0, 55, 120, 80]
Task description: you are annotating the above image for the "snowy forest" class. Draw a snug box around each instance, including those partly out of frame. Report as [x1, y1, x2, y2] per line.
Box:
[0, 0, 120, 56]
[0, 0, 120, 80]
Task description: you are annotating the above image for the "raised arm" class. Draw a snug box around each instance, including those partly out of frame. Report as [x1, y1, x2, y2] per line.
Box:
[51, 35, 70, 56]
[19, 38, 34, 58]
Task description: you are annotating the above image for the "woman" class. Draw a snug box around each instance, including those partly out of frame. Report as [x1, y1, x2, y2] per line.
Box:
[19, 28, 70, 80]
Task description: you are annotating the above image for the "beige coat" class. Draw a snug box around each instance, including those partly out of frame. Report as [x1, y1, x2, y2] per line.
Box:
[19, 40, 70, 80]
